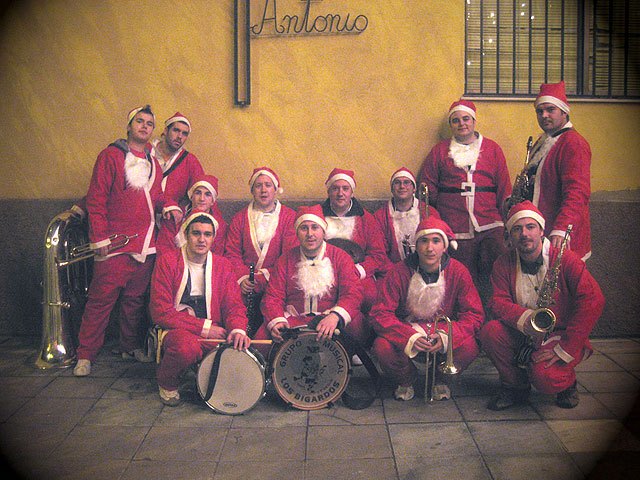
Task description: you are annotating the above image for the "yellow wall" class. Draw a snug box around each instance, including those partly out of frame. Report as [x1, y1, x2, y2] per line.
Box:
[1, 0, 638, 201]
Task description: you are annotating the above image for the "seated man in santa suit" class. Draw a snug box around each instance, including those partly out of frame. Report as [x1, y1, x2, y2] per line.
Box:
[479, 201, 604, 410]
[156, 173, 228, 256]
[224, 167, 298, 336]
[369, 217, 484, 401]
[253, 205, 365, 357]
[320, 168, 388, 315]
[374, 167, 440, 269]
[149, 210, 250, 406]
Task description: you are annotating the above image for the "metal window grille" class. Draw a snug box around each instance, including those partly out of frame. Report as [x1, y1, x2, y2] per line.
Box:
[465, 0, 640, 99]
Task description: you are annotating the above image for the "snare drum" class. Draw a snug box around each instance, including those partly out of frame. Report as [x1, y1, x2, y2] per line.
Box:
[196, 345, 266, 415]
[271, 329, 351, 410]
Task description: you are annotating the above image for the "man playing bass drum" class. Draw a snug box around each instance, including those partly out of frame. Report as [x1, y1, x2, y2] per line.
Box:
[479, 201, 604, 410]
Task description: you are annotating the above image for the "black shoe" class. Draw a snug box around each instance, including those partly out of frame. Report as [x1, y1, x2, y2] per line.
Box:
[556, 382, 579, 409]
[487, 387, 530, 411]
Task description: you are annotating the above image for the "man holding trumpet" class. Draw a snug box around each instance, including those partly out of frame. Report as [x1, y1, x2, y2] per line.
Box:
[150, 210, 250, 406]
[479, 201, 604, 410]
[74, 105, 164, 377]
[369, 217, 484, 401]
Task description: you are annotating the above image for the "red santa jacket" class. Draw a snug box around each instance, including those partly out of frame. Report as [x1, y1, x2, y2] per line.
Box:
[150, 141, 204, 212]
[369, 254, 484, 355]
[86, 140, 163, 260]
[261, 242, 363, 331]
[224, 201, 298, 292]
[418, 135, 511, 239]
[530, 128, 592, 260]
[489, 238, 604, 362]
[150, 247, 248, 335]
[321, 198, 388, 279]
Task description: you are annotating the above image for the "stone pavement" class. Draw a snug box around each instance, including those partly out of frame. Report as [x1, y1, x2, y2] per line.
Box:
[1, 336, 639, 480]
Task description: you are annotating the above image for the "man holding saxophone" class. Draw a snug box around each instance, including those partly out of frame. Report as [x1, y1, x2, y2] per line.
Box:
[369, 217, 484, 401]
[479, 201, 604, 410]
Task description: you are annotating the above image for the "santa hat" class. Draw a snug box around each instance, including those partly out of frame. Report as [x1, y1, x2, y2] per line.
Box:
[325, 168, 356, 192]
[415, 217, 458, 251]
[448, 99, 477, 120]
[534, 80, 570, 113]
[187, 174, 219, 202]
[181, 208, 219, 239]
[294, 204, 328, 231]
[248, 166, 283, 194]
[127, 105, 154, 125]
[164, 111, 191, 132]
[505, 200, 546, 232]
[390, 167, 416, 188]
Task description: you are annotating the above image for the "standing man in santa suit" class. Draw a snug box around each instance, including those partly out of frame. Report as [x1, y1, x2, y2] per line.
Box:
[479, 201, 604, 410]
[506, 81, 592, 261]
[374, 167, 440, 268]
[369, 217, 484, 401]
[321, 168, 388, 314]
[150, 211, 250, 406]
[418, 100, 511, 306]
[253, 205, 365, 355]
[224, 167, 298, 335]
[74, 105, 164, 376]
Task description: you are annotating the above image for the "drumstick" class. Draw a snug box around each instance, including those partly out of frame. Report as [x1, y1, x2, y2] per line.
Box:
[197, 338, 273, 344]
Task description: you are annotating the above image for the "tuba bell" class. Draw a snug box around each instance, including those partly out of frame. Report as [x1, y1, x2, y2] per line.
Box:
[36, 211, 92, 369]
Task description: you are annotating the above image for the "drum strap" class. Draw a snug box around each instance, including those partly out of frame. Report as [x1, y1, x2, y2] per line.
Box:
[205, 344, 230, 401]
[337, 331, 381, 410]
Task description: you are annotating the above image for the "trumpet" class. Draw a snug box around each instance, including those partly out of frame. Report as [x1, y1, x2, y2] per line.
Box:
[425, 314, 459, 402]
[56, 233, 138, 267]
[418, 182, 429, 219]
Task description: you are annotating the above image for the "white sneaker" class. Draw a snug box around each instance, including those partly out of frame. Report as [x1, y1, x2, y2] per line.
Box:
[73, 359, 91, 377]
[394, 385, 415, 401]
[351, 354, 363, 366]
[432, 384, 451, 401]
[159, 387, 181, 407]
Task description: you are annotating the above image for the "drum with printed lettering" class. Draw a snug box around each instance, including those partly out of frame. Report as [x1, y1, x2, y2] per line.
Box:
[196, 345, 267, 415]
[271, 328, 351, 410]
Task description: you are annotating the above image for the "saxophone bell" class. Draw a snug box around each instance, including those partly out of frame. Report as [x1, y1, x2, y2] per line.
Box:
[530, 307, 556, 333]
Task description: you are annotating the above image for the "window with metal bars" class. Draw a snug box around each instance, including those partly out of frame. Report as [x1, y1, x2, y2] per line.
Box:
[465, 0, 640, 99]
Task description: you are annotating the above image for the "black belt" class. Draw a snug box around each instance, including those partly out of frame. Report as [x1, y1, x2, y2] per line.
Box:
[439, 186, 497, 193]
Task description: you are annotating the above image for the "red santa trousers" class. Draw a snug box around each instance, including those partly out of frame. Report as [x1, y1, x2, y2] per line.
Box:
[77, 254, 154, 362]
[479, 320, 586, 394]
[157, 329, 217, 391]
[371, 333, 480, 387]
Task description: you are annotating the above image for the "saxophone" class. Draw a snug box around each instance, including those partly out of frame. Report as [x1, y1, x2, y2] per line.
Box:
[515, 225, 573, 368]
[505, 136, 534, 216]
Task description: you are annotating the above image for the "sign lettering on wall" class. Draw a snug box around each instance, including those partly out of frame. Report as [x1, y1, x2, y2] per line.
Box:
[234, 0, 369, 106]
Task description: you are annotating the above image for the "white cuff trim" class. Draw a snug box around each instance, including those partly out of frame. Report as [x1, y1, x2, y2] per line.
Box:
[356, 264, 366, 280]
[267, 317, 288, 331]
[331, 306, 351, 325]
[517, 310, 534, 333]
[201, 319, 212, 338]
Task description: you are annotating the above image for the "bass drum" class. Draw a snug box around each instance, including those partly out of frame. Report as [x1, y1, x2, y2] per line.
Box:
[271, 329, 351, 410]
[196, 345, 266, 415]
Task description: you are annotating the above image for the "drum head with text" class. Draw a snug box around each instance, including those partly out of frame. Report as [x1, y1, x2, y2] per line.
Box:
[196, 346, 266, 415]
[271, 332, 350, 410]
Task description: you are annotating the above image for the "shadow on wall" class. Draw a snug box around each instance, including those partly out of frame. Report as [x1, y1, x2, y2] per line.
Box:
[1, 194, 638, 338]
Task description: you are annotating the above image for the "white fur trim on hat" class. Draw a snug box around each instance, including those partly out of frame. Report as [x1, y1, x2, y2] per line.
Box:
[249, 169, 282, 194]
[448, 105, 476, 120]
[534, 95, 570, 114]
[188, 181, 218, 202]
[325, 173, 356, 192]
[295, 214, 328, 232]
[390, 169, 416, 187]
[506, 210, 546, 232]
[165, 115, 191, 131]
[414, 228, 457, 251]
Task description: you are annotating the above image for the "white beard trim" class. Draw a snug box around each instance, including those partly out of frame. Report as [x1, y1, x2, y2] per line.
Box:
[406, 270, 446, 321]
[125, 152, 151, 190]
[294, 256, 335, 298]
[325, 216, 356, 240]
[449, 133, 482, 169]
